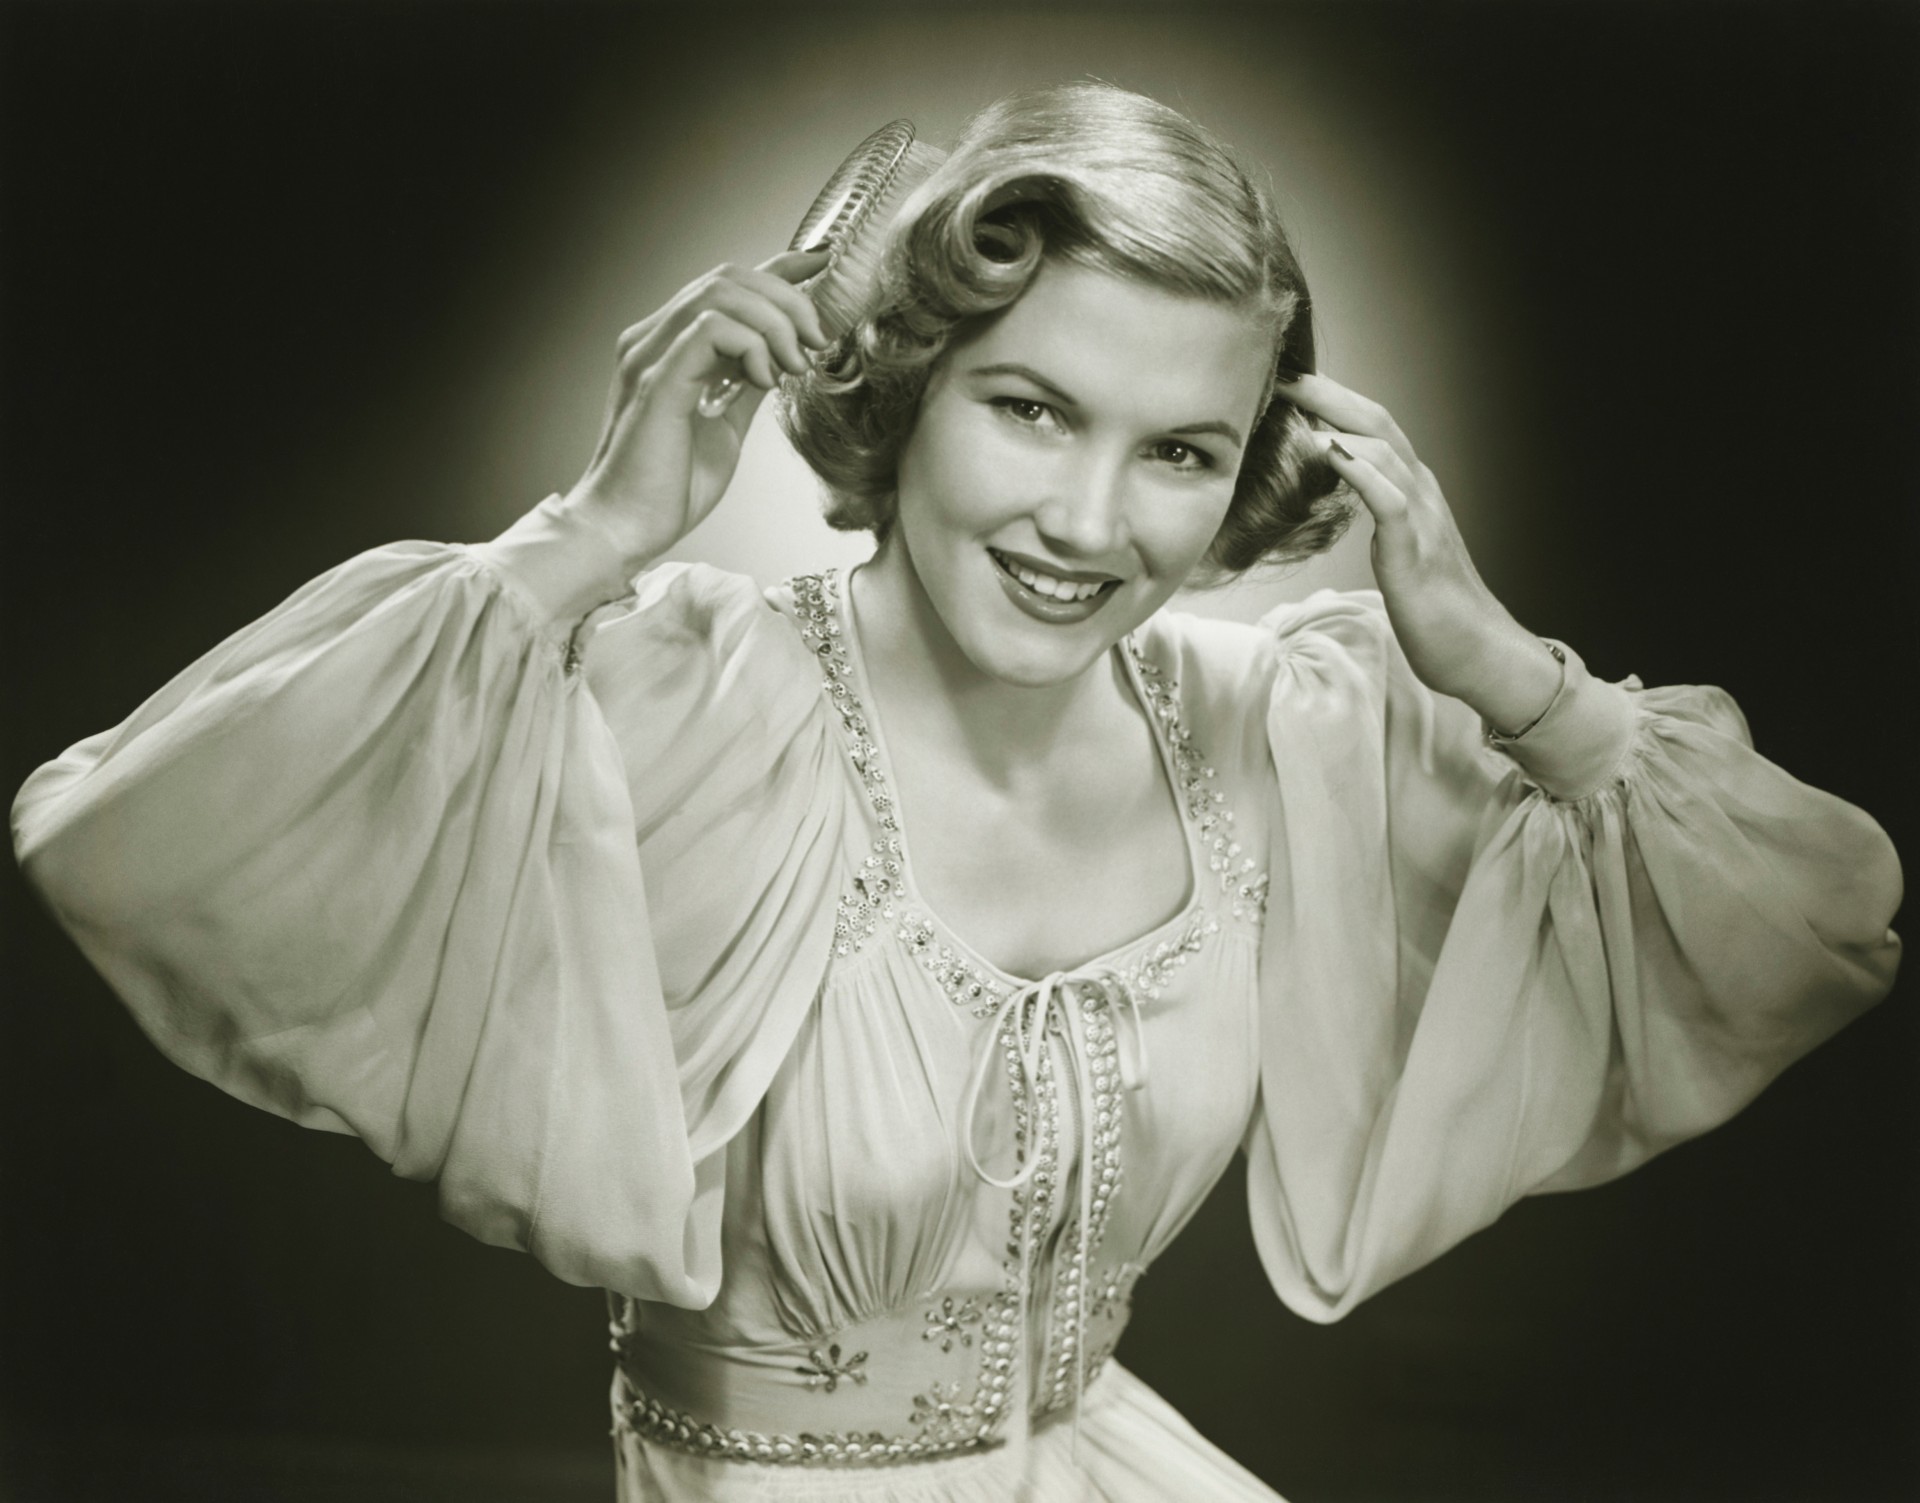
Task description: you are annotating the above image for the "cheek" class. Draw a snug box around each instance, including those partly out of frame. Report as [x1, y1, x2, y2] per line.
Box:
[897, 408, 1029, 537]
[1130, 485, 1238, 575]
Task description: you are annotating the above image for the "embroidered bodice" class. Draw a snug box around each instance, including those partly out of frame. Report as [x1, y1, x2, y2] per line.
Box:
[607, 570, 1271, 1465]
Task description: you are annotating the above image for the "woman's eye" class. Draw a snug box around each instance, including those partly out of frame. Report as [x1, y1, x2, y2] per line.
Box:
[1151, 440, 1213, 471]
[992, 396, 1053, 426]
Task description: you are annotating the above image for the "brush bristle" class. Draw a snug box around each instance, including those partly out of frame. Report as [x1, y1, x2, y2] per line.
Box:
[806, 140, 947, 339]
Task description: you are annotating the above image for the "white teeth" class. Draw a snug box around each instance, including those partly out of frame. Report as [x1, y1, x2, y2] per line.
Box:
[1000, 554, 1107, 603]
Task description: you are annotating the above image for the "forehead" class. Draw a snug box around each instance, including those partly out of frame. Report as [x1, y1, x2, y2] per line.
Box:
[948, 260, 1276, 426]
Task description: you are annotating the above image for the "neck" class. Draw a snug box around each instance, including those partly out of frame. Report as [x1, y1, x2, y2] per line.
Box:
[850, 536, 1124, 784]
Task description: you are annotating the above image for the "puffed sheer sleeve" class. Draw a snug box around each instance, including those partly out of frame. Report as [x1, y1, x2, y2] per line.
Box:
[11, 497, 849, 1307]
[1236, 590, 1901, 1323]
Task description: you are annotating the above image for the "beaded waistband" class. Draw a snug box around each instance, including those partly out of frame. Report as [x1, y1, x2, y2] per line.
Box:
[608, 1278, 1137, 1469]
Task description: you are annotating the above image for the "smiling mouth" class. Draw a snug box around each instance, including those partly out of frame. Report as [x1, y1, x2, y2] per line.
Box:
[987, 549, 1121, 604]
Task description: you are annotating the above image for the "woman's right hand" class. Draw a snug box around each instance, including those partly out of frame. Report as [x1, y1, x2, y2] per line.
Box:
[560, 250, 831, 569]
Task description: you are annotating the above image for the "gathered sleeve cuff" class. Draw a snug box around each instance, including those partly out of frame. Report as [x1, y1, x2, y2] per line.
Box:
[12, 515, 846, 1307]
[1239, 589, 1902, 1323]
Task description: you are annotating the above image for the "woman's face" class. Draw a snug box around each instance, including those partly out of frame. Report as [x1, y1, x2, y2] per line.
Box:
[889, 259, 1274, 689]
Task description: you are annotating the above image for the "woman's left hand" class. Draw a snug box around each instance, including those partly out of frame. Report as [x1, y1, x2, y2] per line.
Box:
[1278, 371, 1563, 736]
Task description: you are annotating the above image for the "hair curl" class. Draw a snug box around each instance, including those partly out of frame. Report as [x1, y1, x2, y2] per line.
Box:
[779, 82, 1352, 579]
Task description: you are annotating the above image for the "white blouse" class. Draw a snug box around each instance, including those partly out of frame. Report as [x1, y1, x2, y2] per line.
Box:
[13, 496, 1901, 1502]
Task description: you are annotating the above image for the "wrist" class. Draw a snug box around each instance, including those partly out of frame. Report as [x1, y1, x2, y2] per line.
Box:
[1453, 618, 1566, 735]
[559, 484, 675, 576]
[476, 494, 644, 627]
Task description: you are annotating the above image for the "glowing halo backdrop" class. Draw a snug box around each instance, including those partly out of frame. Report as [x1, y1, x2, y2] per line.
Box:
[1, 3, 1914, 1501]
[430, 11, 1519, 616]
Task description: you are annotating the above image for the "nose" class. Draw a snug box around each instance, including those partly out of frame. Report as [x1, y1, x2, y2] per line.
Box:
[1032, 446, 1130, 561]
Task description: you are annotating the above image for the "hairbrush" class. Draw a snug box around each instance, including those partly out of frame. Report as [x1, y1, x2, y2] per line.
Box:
[697, 120, 947, 418]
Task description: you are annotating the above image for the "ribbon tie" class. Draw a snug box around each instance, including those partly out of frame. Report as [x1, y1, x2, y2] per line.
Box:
[959, 968, 1151, 1458]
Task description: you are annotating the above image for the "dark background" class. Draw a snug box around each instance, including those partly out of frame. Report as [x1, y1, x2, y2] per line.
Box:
[2, 2, 1915, 1500]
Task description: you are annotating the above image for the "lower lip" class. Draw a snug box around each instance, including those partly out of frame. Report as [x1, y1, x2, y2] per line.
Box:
[989, 551, 1119, 625]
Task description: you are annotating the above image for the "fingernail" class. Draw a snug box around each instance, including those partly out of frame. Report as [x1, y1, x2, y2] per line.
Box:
[799, 235, 835, 256]
[1272, 367, 1301, 384]
[1329, 440, 1354, 461]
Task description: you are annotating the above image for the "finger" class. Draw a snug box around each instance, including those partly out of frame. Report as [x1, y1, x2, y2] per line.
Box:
[1322, 434, 1410, 527]
[702, 314, 781, 394]
[721, 261, 833, 350]
[757, 247, 833, 285]
[621, 254, 828, 373]
[689, 276, 816, 376]
[759, 247, 833, 277]
[1277, 372, 1419, 469]
[615, 307, 674, 370]
[651, 310, 779, 406]
[1318, 430, 1422, 501]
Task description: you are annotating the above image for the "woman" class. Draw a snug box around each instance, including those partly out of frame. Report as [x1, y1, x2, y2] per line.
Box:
[12, 83, 1901, 1502]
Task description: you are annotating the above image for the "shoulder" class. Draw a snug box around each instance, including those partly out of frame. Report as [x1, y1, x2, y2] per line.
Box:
[1253, 588, 1411, 705]
[1131, 589, 1410, 789]
[1135, 589, 1397, 716]
[1257, 588, 1395, 660]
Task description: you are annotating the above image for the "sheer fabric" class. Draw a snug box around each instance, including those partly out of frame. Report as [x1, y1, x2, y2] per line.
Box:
[13, 497, 1901, 1500]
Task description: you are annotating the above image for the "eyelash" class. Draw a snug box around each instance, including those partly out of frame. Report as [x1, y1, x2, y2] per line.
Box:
[1150, 439, 1214, 472]
[994, 396, 1050, 424]
[989, 397, 1217, 472]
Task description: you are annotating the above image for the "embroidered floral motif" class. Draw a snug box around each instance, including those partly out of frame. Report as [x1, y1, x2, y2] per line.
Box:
[897, 914, 1006, 1018]
[922, 1296, 983, 1353]
[796, 1343, 870, 1393]
[1125, 917, 1218, 1002]
[909, 1379, 994, 1446]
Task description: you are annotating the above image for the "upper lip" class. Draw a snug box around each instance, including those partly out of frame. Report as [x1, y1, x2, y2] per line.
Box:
[989, 547, 1122, 586]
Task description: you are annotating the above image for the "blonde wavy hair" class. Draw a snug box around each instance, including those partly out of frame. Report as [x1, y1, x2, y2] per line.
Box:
[779, 81, 1351, 578]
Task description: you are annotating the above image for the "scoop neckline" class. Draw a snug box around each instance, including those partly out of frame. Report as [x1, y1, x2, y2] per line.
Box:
[833, 565, 1206, 990]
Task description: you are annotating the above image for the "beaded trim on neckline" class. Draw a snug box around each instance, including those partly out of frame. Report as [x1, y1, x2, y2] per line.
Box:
[785, 569, 1262, 986]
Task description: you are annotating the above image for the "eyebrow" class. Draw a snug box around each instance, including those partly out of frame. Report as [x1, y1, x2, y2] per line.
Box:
[965, 361, 1246, 449]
